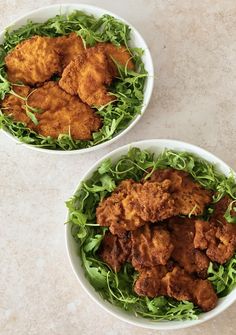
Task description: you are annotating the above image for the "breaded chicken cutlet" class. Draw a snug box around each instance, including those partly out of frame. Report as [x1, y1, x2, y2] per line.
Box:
[5, 33, 85, 85]
[134, 265, 217, 312]
[59, 47, 115, 106]
[168, 217, 210, 278]
[148, 168, 212, 216]
[2, 82, 101, 140]
[96, 169, 212, 235]
[194, 196, 236, 264]
[5, 36, 61, 85]
[131, 224, 174, 270]
[59, 43, 135, 106]
[96, 179, 176, 235]
[99, 231, 131, 272]
[51, 32, 85, 69]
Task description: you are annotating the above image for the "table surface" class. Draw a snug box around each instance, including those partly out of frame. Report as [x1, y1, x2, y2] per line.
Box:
[1, 0, 236, 334]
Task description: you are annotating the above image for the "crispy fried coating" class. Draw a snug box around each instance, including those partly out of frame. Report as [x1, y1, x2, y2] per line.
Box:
[52, 32, 85, 69]
[194, 196, 236, 264]
[168, 217, 210, 277]
[59, 47, 115, 106]
[162, 266, 217, 312]
[28, 82, 101, 139]
[149, 168, 212, 216]
[131, 224, 174, 271]
[5, 36, 61, 85]
[2, 82, 101, 140]
[1, 85, 32, 125]
[134, 265, 217, 311]
[96, 179, 175, 235]
[134, 266, 168, 297]
[97, 43, 135, 76]
[99, 231, 131, 272]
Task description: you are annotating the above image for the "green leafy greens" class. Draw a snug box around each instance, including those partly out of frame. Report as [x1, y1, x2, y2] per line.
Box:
[66, 148, 236, 321]
[0, 11, 147, 150]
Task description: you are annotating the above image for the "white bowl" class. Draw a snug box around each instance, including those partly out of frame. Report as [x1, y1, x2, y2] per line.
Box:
[0, 4, 154, 154]
[66, 139, 236, 330]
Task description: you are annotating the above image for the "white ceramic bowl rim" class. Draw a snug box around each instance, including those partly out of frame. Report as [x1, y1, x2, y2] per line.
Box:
[0, 3, 154, 154]
[66, 139, 236, 330]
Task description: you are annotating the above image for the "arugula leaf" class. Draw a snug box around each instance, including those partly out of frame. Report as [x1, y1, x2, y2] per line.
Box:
[25, 109, 38, 125]
[224, 200, 236, 224]
[0, 73, 11, 99]
[98, 158, 112, 175]
[208, 256, 236, 296]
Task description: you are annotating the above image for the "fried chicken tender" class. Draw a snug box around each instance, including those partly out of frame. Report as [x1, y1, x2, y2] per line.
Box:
[2, 82, 101, 140]
[149, 168, 212, 216]
[28, 82, 101, 139]
[131, 224, 174, 271]
[5, 36, 61, 85]
[134, 265, 217, 311]
[59, 47, 115, 106]
[168, 217, 210, 277]
[162, 266, 217, 312]
[194, 196, 236, 264]
[99, 231, 131, 272]
[96, 179, 175, 235]
[52, 32, 85, 69]
[1, 85, 32, 125]
[97, 43, 135, 76]
[134, 266, 168, 297]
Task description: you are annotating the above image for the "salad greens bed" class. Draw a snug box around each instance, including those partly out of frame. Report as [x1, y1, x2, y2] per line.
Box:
[0, 11, 147, 150]
[67, 148, 236, 321]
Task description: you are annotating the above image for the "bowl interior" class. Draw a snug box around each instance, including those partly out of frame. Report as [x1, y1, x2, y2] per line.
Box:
[66, 139, 236, 330]
[0, 4, 154, 154]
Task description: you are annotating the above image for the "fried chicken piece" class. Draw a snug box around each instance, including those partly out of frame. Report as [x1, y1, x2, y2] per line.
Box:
[99, 231, 131, 272]
[162, 266, 217, 312]
[168, 217, 210, 277]
[96, 180, 141, 235]
[96, 179, 175, 235]
[134, 265, 217, 311]
[1, 85, 32, 126]
[28, 82, 101, 139]
[52, 32, 85, 69]
[2, 82, 101, 140]
[134, 266, 168, 297]
[149, 168, 212, 216]
[97, 43, 134, 76]
[194, 196, 236, 264]
[131, 224, 174, 271]
[5, 36, 61, 85]
[59, 47, 115, 106]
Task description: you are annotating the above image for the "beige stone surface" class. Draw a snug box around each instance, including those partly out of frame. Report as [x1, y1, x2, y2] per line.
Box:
[1, 0, 236, 334]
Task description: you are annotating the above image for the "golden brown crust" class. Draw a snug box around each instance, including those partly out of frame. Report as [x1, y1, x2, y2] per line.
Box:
[168, 217, 210, 277]
[2, 82, 101, 140]
[131, 224, 174, 270]
[97, 42, 135, 76]
[149, 168, 212, 216]
[5, 36, 61, 85]
[99, 232, 131, 272]
[96, 179, 175, 235]
[59, 47, 115, 106]
[194, 196, 236, 264]
[161, 266, 217, 312]
[51, 32, 85, 69]
[1, 85, 33, 126]
[134, 266, 168, 297]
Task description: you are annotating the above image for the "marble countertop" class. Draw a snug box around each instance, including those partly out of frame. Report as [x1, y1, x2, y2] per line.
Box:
[1, 1, 236, 334]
